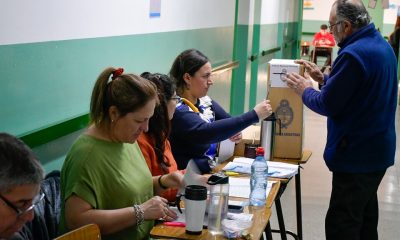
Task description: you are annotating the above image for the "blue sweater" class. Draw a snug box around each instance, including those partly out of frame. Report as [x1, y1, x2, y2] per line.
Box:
[170, 98, 259, 170]
[303, 23, 398, 173]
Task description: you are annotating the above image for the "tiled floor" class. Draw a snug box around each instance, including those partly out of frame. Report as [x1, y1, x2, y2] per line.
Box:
[268, 107, 400, 240]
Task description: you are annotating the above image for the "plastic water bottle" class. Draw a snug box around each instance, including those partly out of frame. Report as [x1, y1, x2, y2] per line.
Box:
[249, 147, 268, 206]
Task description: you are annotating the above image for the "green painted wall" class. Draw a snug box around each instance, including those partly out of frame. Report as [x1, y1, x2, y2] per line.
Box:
[1, 3, 304, 173]
[0, 27, 234, 138]
[362, 0, 384, 32]
[0, 27, 235, 172]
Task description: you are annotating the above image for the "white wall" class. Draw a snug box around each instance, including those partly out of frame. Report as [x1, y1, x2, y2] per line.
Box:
[0, 0, 235, 45]
[302, 0, 334, 21]
[260, 0, 299, 24]
[237, 0, 255, 25]
[303, 0, 398, 25]
[237, 0, 299, 25]
[384, 0, 400, 24]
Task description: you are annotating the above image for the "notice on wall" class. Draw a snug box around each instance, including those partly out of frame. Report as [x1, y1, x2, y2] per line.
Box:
[304, 0, 314, 10]
[382, 0, 389, 9]
[149, 0, 161, 18]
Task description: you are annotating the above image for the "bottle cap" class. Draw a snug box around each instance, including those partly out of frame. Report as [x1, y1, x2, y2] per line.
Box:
[256, 147, 265, 156]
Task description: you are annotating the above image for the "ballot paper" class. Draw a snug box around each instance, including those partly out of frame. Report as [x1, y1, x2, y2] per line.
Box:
[217, 139, 235, 163]
[222, 157, 298, 178]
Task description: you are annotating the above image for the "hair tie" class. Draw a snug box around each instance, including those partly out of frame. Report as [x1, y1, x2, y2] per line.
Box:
[112, 68, 124, 80]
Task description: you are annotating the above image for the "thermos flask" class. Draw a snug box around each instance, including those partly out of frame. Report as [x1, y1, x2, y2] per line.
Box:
[260, 113, 280, 161]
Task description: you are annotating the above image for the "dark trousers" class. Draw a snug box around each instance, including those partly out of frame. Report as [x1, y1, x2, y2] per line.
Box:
[325, 170, 386, 240]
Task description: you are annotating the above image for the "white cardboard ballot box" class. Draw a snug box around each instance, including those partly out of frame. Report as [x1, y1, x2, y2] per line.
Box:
[267, 59, 304, 159]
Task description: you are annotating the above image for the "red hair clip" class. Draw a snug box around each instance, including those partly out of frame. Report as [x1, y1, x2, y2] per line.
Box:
[112, 68, 124, 80]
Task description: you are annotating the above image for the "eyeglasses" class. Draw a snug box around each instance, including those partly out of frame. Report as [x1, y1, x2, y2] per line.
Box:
[0, 192, 45, 218]
[328, 21, 342, 30]
[170, 96, 181, 104]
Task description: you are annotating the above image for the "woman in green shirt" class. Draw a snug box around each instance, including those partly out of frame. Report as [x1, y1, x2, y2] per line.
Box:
[60, 67, 183, 240]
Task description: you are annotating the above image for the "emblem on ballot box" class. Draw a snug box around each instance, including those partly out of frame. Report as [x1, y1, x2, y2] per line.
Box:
[272, 68, 288, 82]
[275, 99, 293, 129]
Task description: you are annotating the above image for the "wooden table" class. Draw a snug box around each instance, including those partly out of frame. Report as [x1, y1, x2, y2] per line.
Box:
[150, 181, 280, 240]
[312, 46, 333, 66]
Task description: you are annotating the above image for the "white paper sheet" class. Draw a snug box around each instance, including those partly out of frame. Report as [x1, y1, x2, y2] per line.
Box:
[228, 178, 275, 199]
[222, 157, 299, 178]
[217, 139, 235, 163]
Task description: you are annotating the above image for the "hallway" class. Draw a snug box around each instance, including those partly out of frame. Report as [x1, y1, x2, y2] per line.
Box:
[269, 107, 400, 239]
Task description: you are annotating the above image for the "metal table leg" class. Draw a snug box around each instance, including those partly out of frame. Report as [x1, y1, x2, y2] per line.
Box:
[295, 166, 303, 240]
[275, 198, 288, 240]
[271, 180, 299, 240]
[265, 222, 273, 240]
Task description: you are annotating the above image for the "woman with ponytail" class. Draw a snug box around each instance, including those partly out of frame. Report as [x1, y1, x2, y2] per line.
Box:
[59, 67, 183, 240]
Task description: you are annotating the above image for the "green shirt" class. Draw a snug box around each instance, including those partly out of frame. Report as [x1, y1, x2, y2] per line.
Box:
[59, 134, 154, 240]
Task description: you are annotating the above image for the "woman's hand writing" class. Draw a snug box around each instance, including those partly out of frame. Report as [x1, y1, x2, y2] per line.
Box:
[140, 196, 177, 221]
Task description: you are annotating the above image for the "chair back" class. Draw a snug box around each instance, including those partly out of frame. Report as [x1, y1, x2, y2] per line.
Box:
[300, 41, 310, 56]
[55, 224, 101, 240]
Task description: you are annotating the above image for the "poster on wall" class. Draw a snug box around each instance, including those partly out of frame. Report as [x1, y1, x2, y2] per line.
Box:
[368, 0, 389, 9]
[149, 0, 161, 18]
[368, 0, 377, 8]
[304, 0, 314, 10]
[382, 0, 389, 9]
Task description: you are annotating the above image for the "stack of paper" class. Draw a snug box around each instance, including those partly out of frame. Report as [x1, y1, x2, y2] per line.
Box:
[222, 157, 298, 178]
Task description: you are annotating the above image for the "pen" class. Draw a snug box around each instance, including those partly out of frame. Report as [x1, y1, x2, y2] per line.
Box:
[163, 222, 186, 227]
[225, 171, 240, 176]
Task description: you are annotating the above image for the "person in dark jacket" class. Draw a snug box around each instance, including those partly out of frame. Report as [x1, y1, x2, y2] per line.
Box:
[284, 1, 397, 239]
[389, 27, 400, 60]
[0, 133, 44, 239]
[11, 171, 61, 240]
[169, 49, 273, 170]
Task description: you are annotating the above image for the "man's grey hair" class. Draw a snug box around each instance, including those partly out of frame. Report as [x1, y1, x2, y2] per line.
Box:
[335, 0, 371, 30]
[0, 133, 44, 193]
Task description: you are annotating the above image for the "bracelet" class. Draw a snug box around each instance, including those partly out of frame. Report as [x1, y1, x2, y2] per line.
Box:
[133, 204, 144, 226]
[158, 175, 168, 189]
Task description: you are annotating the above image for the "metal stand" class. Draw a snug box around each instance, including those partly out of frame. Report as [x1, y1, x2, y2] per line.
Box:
[270, 165, 302, 240]
[295, 167, 302, 240]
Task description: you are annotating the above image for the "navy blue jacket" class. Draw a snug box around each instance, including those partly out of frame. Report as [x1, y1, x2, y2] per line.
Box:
[170, 99, 259, 170]
[303, 23, 397, 173]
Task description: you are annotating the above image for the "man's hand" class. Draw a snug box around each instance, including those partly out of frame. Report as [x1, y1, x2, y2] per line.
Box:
[294, 59, 324, 85]
[284, 72, 313, 96]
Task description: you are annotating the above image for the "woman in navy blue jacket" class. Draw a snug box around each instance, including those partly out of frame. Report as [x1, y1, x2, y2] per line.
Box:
[169, 49, 272, 170]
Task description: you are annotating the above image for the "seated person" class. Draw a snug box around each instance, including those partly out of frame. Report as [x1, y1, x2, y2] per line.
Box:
[169, 49, 273, 170]
[12, 171, 61, 240]
[312, 24, 335, 47]
[311, 24, 336, 66]
[137, 72, 183, 202]
[59, 67, 184, 240]
[0, 133, 44, 239]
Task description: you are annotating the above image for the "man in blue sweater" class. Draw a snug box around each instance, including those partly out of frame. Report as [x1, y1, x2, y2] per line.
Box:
[285, 0, 397, 239]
